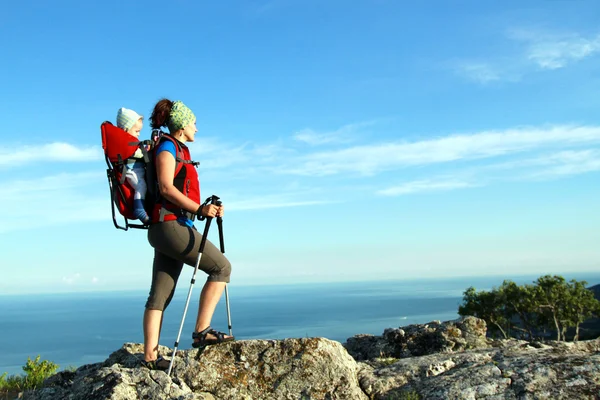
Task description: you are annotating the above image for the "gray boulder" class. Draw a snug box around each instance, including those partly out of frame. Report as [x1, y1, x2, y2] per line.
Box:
[344, 316, 489, 360]
[21, 316, 600, 400]
[27, 338, 366, 400]
[355, 335, 600, 399]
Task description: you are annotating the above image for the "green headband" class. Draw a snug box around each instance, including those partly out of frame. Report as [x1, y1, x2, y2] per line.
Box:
[167, 100, 196, 132]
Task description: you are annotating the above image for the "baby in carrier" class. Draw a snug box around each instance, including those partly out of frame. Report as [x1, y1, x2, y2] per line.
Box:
[116, 107, 150, 224]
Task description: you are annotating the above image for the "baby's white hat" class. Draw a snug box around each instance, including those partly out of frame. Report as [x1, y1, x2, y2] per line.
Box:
[116, 107, 143, 131]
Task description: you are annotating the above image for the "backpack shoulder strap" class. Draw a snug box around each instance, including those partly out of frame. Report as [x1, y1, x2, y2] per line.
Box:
[157, 134, 199, 176]
[158, 134, 184, 176]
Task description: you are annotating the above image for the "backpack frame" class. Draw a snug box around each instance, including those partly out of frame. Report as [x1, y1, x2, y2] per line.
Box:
[101, 121, 159, 230]
[101, 121, 193, 231]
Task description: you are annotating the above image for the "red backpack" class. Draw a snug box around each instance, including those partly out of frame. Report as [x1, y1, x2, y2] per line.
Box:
[101, 122, 195, 230]
[101, 121, 158, 230]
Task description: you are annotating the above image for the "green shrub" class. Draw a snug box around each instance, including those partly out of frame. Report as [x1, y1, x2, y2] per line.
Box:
[0, 355, 59, 395]
[0, 372, 7, 390]
[0, 372, 26, 396]
[22, 355, 59, 389]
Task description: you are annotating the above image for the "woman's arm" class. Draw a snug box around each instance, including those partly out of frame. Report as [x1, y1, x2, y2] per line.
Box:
[156, 150, 201, 213]
[155, 151, 223, 217]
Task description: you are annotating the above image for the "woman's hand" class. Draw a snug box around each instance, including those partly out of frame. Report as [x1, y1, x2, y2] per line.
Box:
[200, 204, 224, 218]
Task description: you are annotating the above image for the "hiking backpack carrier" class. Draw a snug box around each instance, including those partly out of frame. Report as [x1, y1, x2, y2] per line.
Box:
[101, 121, 159, 230]
[101, 121, 197, 230]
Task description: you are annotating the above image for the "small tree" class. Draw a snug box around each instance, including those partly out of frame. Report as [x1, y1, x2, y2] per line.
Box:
[459, 286, 509, 338]
[458, 275, 600, 342]
[500, 280, 538, 340]
[533, 275, 569, 341]
[562, 279, 600, 341]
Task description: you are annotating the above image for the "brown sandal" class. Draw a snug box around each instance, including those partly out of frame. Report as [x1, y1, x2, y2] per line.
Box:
[192, 326, 235, 348]
[140, 355, 170, 371]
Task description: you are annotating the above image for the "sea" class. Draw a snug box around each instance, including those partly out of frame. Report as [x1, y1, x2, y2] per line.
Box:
[2, 273, 600, 376]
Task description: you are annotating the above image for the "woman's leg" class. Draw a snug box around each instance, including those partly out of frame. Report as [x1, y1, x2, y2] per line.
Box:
[143, 248, 183, 361]
[193, 232, 232, 338]
[148, 220, 232, 341]
[195, 281, 227, 333]
[143, 309, 163, 361]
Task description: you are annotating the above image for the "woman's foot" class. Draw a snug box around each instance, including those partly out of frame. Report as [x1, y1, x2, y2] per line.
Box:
[192, 326, 235, 348]
[141, 355, 170, 371]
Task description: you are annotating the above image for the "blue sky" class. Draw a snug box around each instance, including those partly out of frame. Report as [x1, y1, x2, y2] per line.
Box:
[1, 0, 599, 294]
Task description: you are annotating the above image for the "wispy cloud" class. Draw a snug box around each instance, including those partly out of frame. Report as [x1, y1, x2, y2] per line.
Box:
[293, 121, 375, 146]
[454, 62, 504, 84]
[521, 149, 600, 179]
[0, 170, 333, 234]
[282, 125, 600, 176]
[0, 196, 109, 234]
[62, 273, 81, 285]
[62, 273, 100, 286]
[0, 172, 109, 234]
[0, 171, 103, 199]
[377, 179, 475, 196]
[510, 29, 600, 70]
[485, 149, 600, 176]
[228, 198, 333, 211]
[453, 29, 600, 83]
[376, 149, 600, 197]
[0, 143, 102, 166]
[1, 200, 110, 234]
[190, 138, 295, 170]
[203, 123, 600, 201]
[2, 121, 599, 233]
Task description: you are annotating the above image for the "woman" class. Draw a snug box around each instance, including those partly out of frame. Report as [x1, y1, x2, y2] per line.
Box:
[142, 99, 234, 370]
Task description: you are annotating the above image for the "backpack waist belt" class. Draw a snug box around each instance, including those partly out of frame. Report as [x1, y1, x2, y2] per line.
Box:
[158, 206, 196, 223]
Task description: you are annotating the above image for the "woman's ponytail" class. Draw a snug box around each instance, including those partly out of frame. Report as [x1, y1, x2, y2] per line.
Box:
[150, 98, 173, 129]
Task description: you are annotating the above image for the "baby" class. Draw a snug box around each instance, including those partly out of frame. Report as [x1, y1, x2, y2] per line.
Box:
[116, 107, 150, 224]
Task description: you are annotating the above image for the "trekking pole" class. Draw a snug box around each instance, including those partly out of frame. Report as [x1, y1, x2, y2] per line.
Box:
[215, 200, 232, 337]
[167, 195, 217, 377]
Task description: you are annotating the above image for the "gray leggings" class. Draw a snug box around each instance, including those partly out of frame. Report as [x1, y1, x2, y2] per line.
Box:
[145, 220, 232, 311]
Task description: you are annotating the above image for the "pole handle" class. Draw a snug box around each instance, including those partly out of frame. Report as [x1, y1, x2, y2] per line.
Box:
[215, 200, 225, 253]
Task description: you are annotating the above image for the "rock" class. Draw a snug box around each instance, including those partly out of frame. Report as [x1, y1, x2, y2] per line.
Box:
[356, 337, 600, 399]
[27, 362, 213, 400]
[25, 338, 366, 400]
[343, 333, 394, 362]
[21, 316, 600, 400]
[357, 348, 498, 398]
[344, 316, 490, 360]
[172, 337, 367, 400]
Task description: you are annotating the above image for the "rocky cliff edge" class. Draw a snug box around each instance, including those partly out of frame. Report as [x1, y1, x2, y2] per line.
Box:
[25, 317, 600, 399]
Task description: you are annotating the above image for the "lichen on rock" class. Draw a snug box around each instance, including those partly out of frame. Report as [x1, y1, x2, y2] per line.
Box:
[21, 317, 600, 400]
